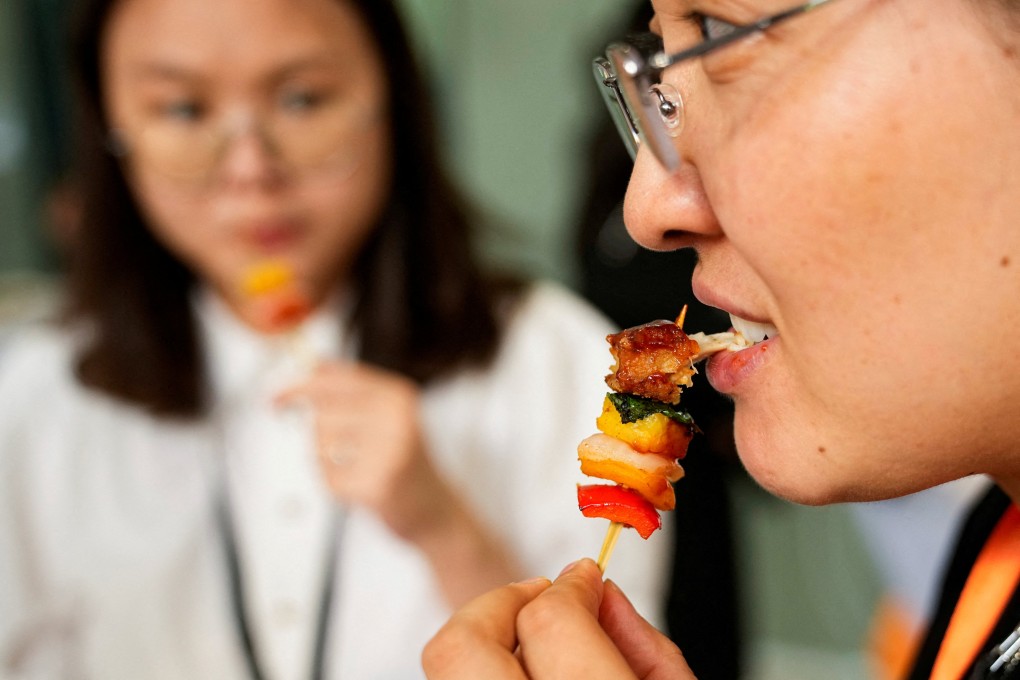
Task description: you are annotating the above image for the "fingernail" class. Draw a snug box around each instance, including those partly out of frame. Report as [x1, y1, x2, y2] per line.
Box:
[558, 559, 583, 577]
[605, 580, 635, 608]
[513, 576, 550, 586]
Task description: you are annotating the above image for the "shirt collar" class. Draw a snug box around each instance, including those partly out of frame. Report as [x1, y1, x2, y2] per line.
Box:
[194, 287, 356, 406]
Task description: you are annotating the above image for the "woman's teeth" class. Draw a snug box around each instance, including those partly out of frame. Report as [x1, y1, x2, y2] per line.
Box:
[729, 314, 778, 344]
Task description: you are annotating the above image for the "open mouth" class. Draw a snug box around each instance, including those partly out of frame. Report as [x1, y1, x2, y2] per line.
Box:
[696, 313, 779, 393]
[729, 314, 778, 345]
[686, 313, 779, 364]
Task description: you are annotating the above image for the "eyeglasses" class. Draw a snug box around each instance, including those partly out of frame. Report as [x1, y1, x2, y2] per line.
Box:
[593, 0, 839, 172]
[108, 96, 383, 185]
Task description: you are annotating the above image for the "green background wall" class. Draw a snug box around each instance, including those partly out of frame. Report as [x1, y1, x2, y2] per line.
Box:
[397, 0, 629, 282]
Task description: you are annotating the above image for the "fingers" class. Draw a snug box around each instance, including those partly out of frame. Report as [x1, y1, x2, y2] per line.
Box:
[274, 359, 420, 480]
[276, 360, 456, 540]
[517, 559, 638, 680]
[600, 580, 696, 680]
[275, 361, 388, 406]
[423, 578, 552, 680]
[425, 561, 696, 680]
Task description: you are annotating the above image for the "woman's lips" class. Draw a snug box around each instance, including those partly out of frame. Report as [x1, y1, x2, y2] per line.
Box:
[690, 279, 779, 392]
[705, 336, 777, 394]
[242, 221, 302, 252]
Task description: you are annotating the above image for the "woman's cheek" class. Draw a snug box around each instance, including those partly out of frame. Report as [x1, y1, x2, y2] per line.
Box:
[129, 173, 225, 265]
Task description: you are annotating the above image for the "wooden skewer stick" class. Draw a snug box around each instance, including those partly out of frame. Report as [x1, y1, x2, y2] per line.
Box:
[286, 330, 321, 373]
[674, 304, 688, 329]
[596, 521, 624, 573]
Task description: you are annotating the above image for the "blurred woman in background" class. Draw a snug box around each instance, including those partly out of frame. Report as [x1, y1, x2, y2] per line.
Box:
[0, 0, 669, 677]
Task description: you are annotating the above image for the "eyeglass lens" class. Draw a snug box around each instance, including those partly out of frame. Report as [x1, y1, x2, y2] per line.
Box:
[119, 96, 379, 183]
[595, 43, 684, 171]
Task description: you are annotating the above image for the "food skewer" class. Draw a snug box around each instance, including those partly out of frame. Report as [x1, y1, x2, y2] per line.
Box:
[240, 260, 318, 367]
[578, 307, 748, 574]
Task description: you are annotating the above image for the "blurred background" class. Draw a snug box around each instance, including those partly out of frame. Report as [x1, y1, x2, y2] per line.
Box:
[0, 0, 983, 677]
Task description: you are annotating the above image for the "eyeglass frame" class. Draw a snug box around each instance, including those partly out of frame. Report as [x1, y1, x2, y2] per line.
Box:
[593, 0, 839, 172]
[105, 101, 385, 186]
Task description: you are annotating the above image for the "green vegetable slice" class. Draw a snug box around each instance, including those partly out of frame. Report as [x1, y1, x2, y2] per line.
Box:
[607, 392, 696, 427]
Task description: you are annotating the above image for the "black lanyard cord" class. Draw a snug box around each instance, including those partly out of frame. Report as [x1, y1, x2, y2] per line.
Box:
[216, 492, 341, 680]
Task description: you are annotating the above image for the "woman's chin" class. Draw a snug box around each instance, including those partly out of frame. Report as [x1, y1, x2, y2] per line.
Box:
[737, 440, 913, 506]
[733, 425, 861, 506]
[738, 457, 829, 505]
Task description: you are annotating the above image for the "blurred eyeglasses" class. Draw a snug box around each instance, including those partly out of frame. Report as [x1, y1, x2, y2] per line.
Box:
[108, 92, 383, 185]
[593, 0, 839, 172]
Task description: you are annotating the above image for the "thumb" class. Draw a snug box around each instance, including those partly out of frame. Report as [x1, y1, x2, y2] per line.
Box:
[600, 580, 697, 680]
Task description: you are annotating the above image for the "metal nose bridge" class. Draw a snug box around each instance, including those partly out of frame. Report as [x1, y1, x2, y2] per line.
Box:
[208, 107, 289, 180]
[216, 107, 284, 161]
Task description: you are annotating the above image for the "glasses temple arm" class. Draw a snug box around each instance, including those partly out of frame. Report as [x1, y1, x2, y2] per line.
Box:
[649, 0, 832, 71]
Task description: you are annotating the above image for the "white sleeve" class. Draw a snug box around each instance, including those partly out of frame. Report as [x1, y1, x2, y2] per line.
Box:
[0, 331, 84, 679]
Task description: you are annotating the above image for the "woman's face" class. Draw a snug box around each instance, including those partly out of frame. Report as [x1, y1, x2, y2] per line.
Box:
[625, 0, 1020, 503]
[102, 0, 392, 323]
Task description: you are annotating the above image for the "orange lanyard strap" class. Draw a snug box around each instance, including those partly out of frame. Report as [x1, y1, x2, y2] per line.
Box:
[932, 504, 1020, 680]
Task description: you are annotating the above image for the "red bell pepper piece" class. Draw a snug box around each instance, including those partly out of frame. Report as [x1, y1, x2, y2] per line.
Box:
[577, 484, 662, 539]
[252, 287, 313, 334]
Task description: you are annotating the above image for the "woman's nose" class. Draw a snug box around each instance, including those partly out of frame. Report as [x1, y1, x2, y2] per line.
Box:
[622, 144, 720, 252]
[217, 123, 284, 188]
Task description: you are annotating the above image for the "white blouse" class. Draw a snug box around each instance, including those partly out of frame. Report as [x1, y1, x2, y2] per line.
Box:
[0, 282, 671, 680]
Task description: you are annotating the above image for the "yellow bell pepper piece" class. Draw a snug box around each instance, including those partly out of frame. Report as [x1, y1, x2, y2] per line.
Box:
[595, 397, 692, 458]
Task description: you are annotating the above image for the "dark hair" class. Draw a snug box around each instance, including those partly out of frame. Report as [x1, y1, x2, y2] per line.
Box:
[66, 0, 519, 417]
